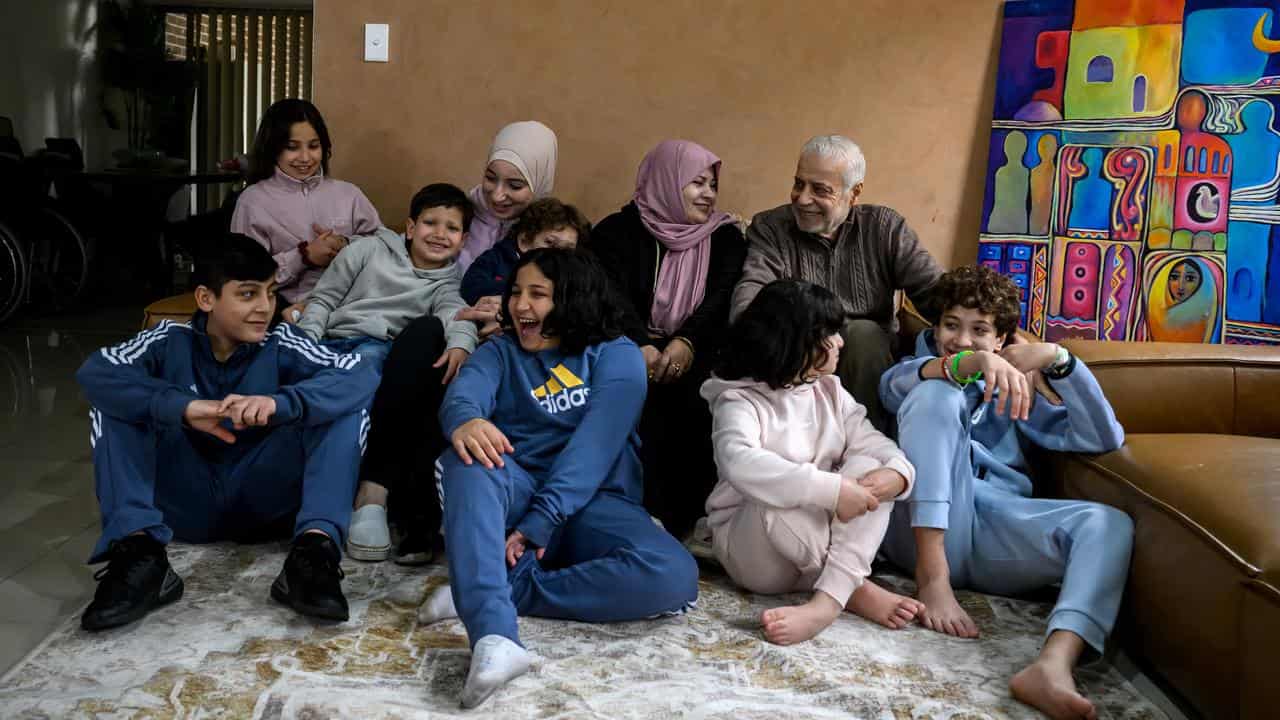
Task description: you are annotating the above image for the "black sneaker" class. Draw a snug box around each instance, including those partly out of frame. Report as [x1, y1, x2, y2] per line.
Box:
[81, 535, 184, 632]
[271, 533, 349, 621]
[392, 529, 436, 566]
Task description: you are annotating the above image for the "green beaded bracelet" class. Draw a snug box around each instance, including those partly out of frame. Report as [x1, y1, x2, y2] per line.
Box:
[950, 350, 983, 386]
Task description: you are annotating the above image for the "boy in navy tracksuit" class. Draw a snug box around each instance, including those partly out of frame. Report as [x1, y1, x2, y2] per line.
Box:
[77, 233, 379, 631]
[416, 249, 698, 709]
[878, 265, 1132, 720]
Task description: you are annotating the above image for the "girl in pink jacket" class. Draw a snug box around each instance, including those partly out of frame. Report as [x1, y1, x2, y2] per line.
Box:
[700, 280, 922, 645]
[232, 99, 380, 308]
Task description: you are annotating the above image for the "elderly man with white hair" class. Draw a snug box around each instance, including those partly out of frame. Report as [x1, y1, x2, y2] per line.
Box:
[731, 135, 942, 431]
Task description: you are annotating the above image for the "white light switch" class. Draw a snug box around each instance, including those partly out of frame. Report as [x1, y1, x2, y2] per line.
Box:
[364, 23, 389, 62]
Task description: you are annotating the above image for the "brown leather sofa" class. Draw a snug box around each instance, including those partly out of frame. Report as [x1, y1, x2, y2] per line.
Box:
[1043, 340, 1280, 720]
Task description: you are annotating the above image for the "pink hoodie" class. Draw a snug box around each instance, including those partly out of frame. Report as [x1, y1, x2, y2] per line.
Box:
[231, 168, 381, 303]
[699, 374, 915, 532]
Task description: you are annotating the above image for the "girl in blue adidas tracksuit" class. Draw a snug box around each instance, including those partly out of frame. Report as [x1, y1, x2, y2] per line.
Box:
[417, 248, 698, 709]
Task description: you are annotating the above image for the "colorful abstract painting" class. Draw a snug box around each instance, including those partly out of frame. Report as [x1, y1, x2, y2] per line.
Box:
[980, 0, 1280, 345]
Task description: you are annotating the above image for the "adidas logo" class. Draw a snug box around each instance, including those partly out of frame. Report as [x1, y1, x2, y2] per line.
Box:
[531, 364, 590, 414]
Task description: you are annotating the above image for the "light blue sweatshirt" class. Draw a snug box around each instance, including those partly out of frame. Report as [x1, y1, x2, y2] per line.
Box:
[879, 329, 1125, 498]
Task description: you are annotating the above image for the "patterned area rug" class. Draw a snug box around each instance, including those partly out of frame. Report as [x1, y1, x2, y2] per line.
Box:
[1, 542, 1166, 719]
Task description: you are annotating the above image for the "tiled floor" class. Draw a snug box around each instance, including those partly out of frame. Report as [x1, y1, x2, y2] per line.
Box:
[0, 303, 141, 674]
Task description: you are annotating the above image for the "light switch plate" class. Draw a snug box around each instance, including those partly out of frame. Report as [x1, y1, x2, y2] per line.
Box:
[364, 23, 389, 62]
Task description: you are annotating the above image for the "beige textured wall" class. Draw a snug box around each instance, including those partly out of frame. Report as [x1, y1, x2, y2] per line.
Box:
[313, 0, 1003, 267]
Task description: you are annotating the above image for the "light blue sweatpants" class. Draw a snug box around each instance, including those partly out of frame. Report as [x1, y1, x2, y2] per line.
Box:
[881, 381, 1133, 655]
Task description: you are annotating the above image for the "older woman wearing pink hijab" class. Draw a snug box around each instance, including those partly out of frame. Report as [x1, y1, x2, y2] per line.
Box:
[590, 139, 747, 539]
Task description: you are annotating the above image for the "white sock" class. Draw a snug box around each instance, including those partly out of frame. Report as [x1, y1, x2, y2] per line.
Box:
[460, 634, 532, 709]
[417, 584, 458, 624]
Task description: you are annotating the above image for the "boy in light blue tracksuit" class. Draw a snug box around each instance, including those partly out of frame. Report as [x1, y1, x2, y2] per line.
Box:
[77, 234, 379, 633]
[878, 265, 1131, 720]
[416, 248, 698, 710]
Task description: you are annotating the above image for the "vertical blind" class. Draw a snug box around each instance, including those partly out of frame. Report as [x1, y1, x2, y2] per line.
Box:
[164, 8, 313, 210]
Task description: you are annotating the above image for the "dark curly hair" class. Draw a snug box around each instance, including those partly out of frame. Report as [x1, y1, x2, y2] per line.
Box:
[500, 248, 628, 355]
[247, 99, 332, 184]
[717, 280, 846, 390]
[512, 197, 591, 249]
[930, 264, 1022, 337]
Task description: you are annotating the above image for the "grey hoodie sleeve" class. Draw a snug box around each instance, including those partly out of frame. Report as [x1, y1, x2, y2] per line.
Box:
[430, 276, 479, 353]
[296, 238, 374, 341]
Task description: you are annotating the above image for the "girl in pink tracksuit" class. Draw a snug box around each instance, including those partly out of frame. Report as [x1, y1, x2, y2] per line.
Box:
[700, 279, 922, 646]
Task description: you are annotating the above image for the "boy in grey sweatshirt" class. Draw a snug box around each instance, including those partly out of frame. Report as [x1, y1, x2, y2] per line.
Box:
[296, 184, 479, 378]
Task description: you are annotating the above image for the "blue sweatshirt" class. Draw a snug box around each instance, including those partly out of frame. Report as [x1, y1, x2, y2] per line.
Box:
[77, 315, 380, 439]
[460, 236, 520, 305]
[439, 333, 647, 547]
[878, 329, 1125, 498]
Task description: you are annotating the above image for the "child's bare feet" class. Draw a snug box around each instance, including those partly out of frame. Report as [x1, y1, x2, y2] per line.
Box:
[916, 574, 979, 638]
[845, 581, 925, 629]
[761, 592, 842, 645]
[1010, 658, 1097, 720]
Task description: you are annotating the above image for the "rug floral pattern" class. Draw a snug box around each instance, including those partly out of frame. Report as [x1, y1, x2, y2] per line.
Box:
[0, 543, 1166, 719]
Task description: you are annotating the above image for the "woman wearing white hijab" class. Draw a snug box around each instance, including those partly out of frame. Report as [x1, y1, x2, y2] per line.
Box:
[459, 121, 559, 271]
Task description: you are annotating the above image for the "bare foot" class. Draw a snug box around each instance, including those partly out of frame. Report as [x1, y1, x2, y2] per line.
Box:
[1010, 658, 1097, 720]
[845, 581, 925, 629]
[760, 593, 842, 645]
[916, 575, 979, 638]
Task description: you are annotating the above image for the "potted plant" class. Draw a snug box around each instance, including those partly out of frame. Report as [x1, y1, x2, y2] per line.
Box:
[94, 0, 195, 168]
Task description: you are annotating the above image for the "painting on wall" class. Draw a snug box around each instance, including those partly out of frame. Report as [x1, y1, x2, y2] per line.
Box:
[980, 0, 1280, 345]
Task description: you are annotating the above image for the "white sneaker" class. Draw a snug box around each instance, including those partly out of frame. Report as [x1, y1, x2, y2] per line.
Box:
[460, 634, 531, 709]
[346, 504, 391, 561]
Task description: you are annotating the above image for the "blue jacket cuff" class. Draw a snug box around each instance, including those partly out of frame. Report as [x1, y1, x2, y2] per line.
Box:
[268, 392, 301, 425]
[515, 509, 557, 549]
[152, 388, 197, 426]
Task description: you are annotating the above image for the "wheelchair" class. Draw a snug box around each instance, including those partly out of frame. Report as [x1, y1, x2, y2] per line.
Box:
[0, 131, 92, 325]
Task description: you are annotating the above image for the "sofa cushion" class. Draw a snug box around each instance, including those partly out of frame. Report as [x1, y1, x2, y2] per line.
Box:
[1069, 433, 1280, 580]
[1062, 340, 1280, 439]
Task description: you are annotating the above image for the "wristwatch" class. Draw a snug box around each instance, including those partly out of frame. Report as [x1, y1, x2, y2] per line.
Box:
[1044, 344, 1075, 379]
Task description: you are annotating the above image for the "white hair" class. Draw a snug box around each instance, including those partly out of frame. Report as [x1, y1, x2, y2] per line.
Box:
[800, 135, 866, 190]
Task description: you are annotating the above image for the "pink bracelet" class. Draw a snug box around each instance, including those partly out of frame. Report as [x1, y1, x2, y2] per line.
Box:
[940, 354, 957, 385]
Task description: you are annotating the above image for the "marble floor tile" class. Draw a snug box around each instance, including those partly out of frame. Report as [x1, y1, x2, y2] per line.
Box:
[0, 304, 140, 678]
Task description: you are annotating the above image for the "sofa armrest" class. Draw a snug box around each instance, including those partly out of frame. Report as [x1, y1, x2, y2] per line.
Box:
[1060, 340, 1280, 438]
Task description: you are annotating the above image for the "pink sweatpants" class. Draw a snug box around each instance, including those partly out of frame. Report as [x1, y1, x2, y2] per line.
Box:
[712, 501, 894, 607]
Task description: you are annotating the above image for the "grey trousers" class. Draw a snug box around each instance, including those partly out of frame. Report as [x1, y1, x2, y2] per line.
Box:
[837, 319, 895, 435]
